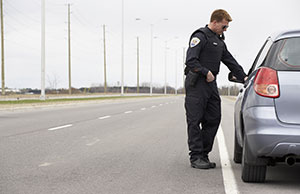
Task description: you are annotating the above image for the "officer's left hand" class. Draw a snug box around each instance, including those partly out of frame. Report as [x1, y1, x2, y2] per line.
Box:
[206, 71, 215, 82]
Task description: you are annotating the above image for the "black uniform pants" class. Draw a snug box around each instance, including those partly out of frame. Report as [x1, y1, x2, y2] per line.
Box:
[184, 74, 221, 162]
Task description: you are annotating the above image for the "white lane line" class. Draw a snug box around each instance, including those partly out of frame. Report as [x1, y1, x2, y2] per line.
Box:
[159, 104, 163, 106]
[217, 126, 239, 194]
[124, 111, 133, 114]
[141, 108, 146, 111]
[151, 105, 156, 108]
[48, 124, 73, 131]
[99, 115, 111, 120]
[39, 162, 52, 167]
[86, 139, 100, 146]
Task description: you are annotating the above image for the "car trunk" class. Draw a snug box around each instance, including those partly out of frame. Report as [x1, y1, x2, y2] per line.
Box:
[274, 71, 300, 124]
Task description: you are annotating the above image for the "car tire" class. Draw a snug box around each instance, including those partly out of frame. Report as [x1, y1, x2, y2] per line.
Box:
[233, 130, 242, 163]
[241, 135, 267, 183]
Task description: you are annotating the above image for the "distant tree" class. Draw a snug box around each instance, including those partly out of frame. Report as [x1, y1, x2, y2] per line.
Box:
[47, 73, 60, 90]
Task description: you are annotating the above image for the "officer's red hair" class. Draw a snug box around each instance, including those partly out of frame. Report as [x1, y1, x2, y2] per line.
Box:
[210, 9, 232, 22]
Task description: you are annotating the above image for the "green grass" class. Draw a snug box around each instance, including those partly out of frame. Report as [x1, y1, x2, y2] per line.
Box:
[0, 95, 164, 105]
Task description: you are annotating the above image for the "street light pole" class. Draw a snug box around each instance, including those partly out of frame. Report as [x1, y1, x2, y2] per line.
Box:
[150, 24, 153, 96]
[137, 36, 140, 93]
[175, 49, 177, 95]
[1, 0, 5, 96]
[164, 41, 167, 95]
[103, 25, 107, 93]
[183, 47, 186, 94]
[40, 0, 46, 100]
[121, 0, 124, 95]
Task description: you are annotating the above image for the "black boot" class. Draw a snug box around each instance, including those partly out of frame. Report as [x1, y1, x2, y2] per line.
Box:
[203, 156, 216, 169]
[190, 158, 210, 169]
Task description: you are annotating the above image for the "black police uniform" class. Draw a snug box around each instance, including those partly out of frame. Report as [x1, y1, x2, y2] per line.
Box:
[184, 25, 246, 166]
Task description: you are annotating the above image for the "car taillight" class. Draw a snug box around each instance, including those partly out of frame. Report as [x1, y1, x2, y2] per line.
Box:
[254, 67, 280, 98]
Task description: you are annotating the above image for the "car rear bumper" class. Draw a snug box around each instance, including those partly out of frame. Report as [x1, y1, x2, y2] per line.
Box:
[243, 106, 300, 157]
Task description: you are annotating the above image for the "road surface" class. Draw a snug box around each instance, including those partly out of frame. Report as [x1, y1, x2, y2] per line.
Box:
[1, 96, 300, 194]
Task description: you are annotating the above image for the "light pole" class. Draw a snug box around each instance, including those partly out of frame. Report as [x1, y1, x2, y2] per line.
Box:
[121, 0, 124, 95]
[183, 47, 186, 94]
[175, 49, 178, 95]
[40, 0, 45, 100]
[164, 41, 168, 94]
[150, 24, 153, 96]
[136, 36, 140, 93]
[1, 0, 5, 96]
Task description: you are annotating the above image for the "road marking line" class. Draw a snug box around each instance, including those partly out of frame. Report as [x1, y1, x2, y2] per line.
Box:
[151, 105, 156, 108]
[141, 108, 146, 111]
[39, 162, 52, 167]
[159, 104, 163, 106]
[99, 115, 111, 120]
[86, 139, 100, 146]
[124, 111, 133, 114]
[48, 124, 73, 131]
[217, 126, 239, 194]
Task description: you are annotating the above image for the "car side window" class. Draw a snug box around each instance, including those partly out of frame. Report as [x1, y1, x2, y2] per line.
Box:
[247, 38, 273, 75]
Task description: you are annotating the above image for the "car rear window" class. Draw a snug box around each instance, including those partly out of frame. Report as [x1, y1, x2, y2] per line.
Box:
[264, 37, 300, 70]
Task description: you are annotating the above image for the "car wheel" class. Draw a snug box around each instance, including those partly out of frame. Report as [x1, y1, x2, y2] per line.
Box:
[241, 135, 267, 183]
[233, 130, 242, 163]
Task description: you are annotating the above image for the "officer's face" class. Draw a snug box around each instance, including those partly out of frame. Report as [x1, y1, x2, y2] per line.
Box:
[215, 19, 229, 35]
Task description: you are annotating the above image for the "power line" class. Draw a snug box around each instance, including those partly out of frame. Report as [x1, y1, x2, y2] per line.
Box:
[4, 1, 41, 23]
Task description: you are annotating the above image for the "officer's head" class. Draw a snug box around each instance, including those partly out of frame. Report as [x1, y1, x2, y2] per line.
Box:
[208, 9, 232, 35]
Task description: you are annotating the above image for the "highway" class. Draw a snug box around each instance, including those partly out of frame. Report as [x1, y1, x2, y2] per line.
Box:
[1, 96, 300, 194]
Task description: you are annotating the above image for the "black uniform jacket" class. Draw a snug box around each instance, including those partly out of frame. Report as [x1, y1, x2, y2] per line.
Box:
[185, 25, 246, 81]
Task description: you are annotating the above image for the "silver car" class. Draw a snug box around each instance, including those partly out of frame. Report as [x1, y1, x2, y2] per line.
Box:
[229, 29, 300, 183]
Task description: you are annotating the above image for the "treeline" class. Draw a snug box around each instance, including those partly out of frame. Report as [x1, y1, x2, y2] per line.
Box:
[1, 85, 241, 96]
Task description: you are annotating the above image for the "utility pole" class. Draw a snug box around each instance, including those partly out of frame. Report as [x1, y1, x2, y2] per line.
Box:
[175, 50, 177, 95]
[103, 25, 107, 93]
[68, 4, 72, 95]
[150, 24, 153, 96]
[136, 36, 139, 93]
[164, 41, 167, 95]
[183, 47, 186, 94]
[1, 0, 5, 95]
[121, 0, 124, 95]
[40, 0, 46, 100]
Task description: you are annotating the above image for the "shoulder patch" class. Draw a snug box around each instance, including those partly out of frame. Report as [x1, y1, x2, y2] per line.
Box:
[190, 37, 200, 48]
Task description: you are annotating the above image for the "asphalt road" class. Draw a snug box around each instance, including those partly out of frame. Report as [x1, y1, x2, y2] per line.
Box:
[1, 96, 300, 194]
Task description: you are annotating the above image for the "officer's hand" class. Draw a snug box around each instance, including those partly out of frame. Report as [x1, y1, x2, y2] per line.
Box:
[244, 76, 248, 81]
[206, 71, 215, 82]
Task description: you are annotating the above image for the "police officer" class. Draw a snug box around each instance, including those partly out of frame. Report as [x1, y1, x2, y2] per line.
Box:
[184, 9, 247, 169]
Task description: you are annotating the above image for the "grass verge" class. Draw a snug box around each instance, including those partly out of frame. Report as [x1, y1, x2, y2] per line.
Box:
[0, 95, 164, 105]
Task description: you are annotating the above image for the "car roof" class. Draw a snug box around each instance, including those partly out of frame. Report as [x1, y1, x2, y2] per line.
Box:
[270, 29, 300, 42]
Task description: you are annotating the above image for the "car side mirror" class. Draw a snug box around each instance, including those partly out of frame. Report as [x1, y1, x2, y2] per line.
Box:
[228, 72, 244, 84]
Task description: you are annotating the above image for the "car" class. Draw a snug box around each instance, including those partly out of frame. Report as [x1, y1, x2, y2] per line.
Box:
[229, 29, 300, 183]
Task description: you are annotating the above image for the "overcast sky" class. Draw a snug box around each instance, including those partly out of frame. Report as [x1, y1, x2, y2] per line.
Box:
[1, 0, 300, 89]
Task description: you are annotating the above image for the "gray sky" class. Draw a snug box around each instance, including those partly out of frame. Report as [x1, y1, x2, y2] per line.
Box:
[1, 0, 300, 89]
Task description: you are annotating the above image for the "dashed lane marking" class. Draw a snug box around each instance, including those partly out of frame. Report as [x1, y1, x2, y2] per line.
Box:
[48, 124, 73, 131]
[124, 111, 133, 114]
[39, 162, 52, 167]
[217, 125, 239, 194]
[86, 139, 100, 146]
[99, 115, 111, 120]
[141, 108, 146, 111]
